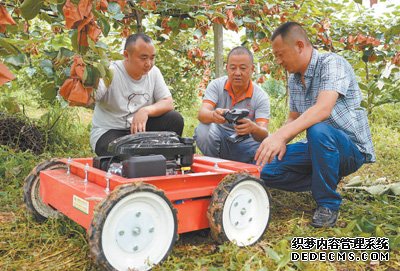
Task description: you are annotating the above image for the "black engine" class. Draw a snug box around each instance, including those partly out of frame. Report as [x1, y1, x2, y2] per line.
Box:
[93, 131, 195, 178]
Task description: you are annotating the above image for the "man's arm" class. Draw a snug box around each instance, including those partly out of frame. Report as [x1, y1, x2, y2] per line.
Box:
[198, 102, 226, 124]
[131, 96, 174, 134]
[95, 79, 108, 101]
[255, 90, 339, 165]
[235, 119, 269, 142]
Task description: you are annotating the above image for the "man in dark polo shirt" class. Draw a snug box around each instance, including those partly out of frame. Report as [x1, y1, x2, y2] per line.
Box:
[194, 46, 270, 163]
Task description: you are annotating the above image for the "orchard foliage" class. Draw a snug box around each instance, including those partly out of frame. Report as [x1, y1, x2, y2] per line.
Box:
[0, 0, 399, 112]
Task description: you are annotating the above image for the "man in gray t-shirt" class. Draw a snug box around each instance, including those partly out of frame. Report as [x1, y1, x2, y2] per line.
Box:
[91, 33, 183, 155]
[194, 47, 270, 163]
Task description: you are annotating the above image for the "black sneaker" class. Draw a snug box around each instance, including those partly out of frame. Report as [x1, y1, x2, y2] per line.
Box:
[310, 206, 339, 228]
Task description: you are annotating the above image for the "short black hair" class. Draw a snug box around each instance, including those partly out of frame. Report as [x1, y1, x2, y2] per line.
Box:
[227, 46, 254, 64]
[124, 33, 153, 51]
[271, 21, 311, 45]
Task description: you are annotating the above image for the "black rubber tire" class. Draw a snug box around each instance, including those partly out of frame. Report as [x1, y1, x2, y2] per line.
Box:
[88, 182, 178, 271]
[23, 159, 65, 222]
[207, 173, 271, 245]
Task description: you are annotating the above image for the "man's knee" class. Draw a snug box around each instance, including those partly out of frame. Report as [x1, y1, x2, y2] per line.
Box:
[194, 123, 222, 157]
[165, 110, 184, 136]
[260, 157, 293, 181]
[261, 161, 279, 180]
[148, 110, 184, 136]
[194, 122, 208, 139]
[95, 141, 110, 156]
[306, 123, 335, 146]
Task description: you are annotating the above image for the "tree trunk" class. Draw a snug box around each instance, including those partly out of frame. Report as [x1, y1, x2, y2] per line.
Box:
[213, 23, 224, 78]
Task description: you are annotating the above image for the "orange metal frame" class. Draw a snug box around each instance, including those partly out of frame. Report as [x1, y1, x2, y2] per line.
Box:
[39, 156, 261, 234]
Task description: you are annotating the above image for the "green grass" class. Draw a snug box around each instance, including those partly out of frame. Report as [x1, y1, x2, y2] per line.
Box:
[0, 103, 399, 271]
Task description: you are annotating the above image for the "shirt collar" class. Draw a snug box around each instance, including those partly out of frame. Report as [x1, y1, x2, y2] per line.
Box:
[304, 49, 319, 78]
[224, 80, 254, 106]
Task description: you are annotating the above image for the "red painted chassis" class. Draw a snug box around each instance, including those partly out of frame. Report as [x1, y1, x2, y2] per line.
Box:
[25, 155, 271, 270]
[40, 156, 259, 232]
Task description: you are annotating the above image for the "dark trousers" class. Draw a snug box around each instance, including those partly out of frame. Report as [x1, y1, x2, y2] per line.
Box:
[95, 111, 184, 156]
[260, 123, 366, 211]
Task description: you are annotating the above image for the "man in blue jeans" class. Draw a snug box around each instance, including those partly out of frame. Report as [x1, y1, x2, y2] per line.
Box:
[195, 46, 270, 163]
[256, 22, 375, 227]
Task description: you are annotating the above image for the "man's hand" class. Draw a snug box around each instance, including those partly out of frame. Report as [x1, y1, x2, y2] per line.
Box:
[213, 108, 227, 124]
[255, 132, 287, 166]
[234, 118, 255, 135]
[131, 107, 149, 134]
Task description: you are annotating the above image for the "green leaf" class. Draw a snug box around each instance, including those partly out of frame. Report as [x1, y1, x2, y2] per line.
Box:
[359, 217, 377, 233]
[109, 52, 124, 60]
[265, 247, 281, 262]
[184, 19, 195, 28]
[344, 220, 358, 233]
[245, 28, 254, 39]
[353, 0, 362, 4]
[362, 53, 369, 63]
[40, 83, 57, 101]
[387, 24, 400, 36]
[0, 38, 21, 56]
[95, 41, 108, 50]
[365, 184, 391, 195]
[20, 0, 44, 20]
[112, 13, 125, 21]
[103, 66, 114, 87]
[40, 59, 54, 77]
[194, 14, 208, 21]
[167, 18, 180, 28]
[92, 62, 106, 78]
[358, 82, 368, 91]
[213, 11, 226, 19]
[98, 16, 111, 37]
[277, 253, 291, 269]
[58, 47, 75, 58]
[71, 30, 79, 52]
[25, 67, 36, 78]
[39, 12, 54, 24]
[83, 65, 100, 88]
[43, 67, 54, 77]
[193, 29, 203, 39]
[255, 31, 266, 39]
[2, 97, 20, 113]
[346, 176, 363, 187]
[243, 17, 256, 23]
[4, 54, 26, 68]
[389, 182, 400, 195]
[40, 59, 53, 68]
[375, 226, 385, 237]
[108, 2, 121, 13]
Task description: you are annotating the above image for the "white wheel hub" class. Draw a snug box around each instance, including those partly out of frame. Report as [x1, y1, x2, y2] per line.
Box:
[229, 194, 255, 229]
[115, 211, 155, 253]
[223, 180, 270, 246]
[102, 191, 175, 271]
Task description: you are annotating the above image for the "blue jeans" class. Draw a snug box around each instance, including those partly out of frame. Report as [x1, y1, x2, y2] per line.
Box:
[194, 123, 260, 163]
[261, 123, 366, 211]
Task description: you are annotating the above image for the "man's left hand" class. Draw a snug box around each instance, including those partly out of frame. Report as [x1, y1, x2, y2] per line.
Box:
[131, 107, 149, 134]
[234, 118, 255, 135]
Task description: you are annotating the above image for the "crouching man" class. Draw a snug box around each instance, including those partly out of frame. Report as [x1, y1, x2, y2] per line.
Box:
[195, 46, 270, 163]
[256, 22, 375, 227]
[90, 33, 184, 156]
